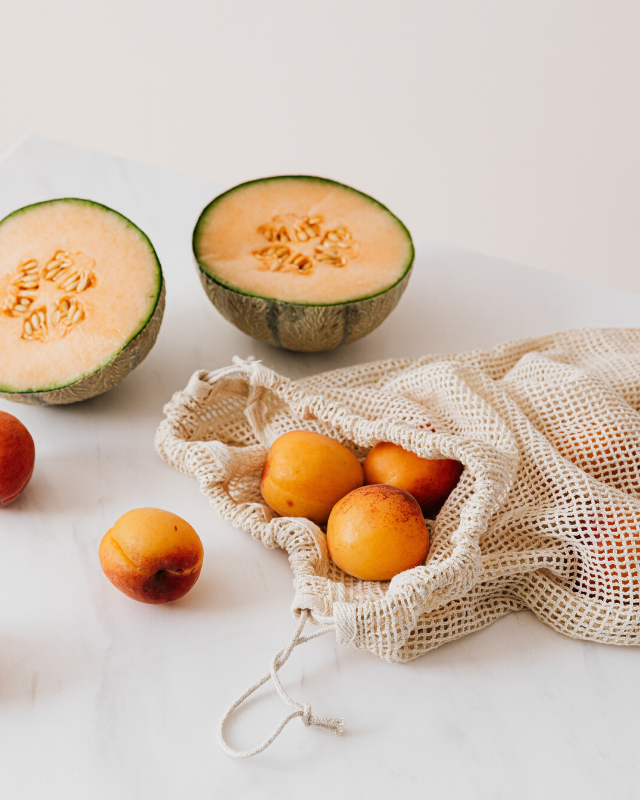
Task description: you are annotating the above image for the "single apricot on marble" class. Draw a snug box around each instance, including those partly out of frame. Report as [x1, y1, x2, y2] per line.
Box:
[99, 508, 204, 604]
[327, 484, 429, 581]
[260, 430, 364, 524]
[0, 410, 35, 508]
[363, 441, 463, 516]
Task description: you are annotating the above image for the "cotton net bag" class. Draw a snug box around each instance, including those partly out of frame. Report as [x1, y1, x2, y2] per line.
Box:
[155, 327, 640, 757]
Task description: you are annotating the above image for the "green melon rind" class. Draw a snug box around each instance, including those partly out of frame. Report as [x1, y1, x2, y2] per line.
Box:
[198, 267, 411, 352]
[192, 176, 414, 352]
[0, 198, 165, 404]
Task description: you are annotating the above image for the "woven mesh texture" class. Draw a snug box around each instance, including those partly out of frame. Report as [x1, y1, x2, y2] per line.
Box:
[155, 328, 640, 662]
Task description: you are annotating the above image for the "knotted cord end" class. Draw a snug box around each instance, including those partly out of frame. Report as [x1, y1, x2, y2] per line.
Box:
[218, 610, 345, 757]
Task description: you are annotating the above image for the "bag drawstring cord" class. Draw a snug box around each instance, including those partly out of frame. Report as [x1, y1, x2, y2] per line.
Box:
[218, 610, 344, 758]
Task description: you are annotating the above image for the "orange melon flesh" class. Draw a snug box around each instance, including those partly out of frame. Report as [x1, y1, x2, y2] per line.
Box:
[0, 200, 162, 393]
[194, 177, 413, 304]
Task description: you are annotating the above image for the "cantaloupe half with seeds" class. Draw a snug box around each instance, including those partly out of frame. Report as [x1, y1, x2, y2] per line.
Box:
[0, 199, 164, 405]
[193, 176, 414, 352]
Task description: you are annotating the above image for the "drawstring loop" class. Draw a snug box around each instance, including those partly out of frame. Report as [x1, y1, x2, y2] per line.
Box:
[217, 610, 344, 758]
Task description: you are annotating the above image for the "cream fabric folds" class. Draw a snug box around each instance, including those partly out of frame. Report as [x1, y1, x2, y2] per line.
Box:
[155, 328, 640, 662]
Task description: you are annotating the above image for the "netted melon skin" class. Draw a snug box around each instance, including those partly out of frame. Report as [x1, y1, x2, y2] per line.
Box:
[0, 281, 165, 405]
[198, 269, 411, 352]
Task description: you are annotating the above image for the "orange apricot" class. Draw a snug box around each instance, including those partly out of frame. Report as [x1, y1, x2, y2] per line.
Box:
[327, 484, 429, 581]
[0, 410, 35, 508]
[260, 430, 363, 524]
[548, 421, 639, 491]
[363, 441, 462, 516]
[581, 507, 640, 601]
[99, 508, 204, 604]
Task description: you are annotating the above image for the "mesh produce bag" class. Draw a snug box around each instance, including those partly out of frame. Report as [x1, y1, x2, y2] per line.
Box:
[155, 327, 640, 755]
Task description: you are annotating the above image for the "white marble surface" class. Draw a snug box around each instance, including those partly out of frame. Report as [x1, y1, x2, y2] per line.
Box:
[1, 137, 640, 799]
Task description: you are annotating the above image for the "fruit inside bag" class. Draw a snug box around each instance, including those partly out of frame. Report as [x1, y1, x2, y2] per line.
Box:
[155, 327, 640, 756]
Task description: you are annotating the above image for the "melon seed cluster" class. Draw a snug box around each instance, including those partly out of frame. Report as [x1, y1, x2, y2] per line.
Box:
[253, 213, 360, 274]
[1, 250, 96, 341]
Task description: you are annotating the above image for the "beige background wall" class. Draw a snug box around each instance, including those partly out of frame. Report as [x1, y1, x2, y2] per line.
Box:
[2, 0, 639, 293]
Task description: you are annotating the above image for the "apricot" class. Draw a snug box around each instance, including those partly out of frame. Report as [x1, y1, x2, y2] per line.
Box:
[327, 484, 429, 581]
[99, 508, 204, 604]
[548, 422, 638, 491]
[260, 430, 364, 524]
[0, 410, 35, 508]
[584, 507, 640, 600]
[363, 441, 463, 516]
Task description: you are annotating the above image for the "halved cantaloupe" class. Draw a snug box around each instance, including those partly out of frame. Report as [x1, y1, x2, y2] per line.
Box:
[193, 176, 414, 352]
[0, 199, 164, 404]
